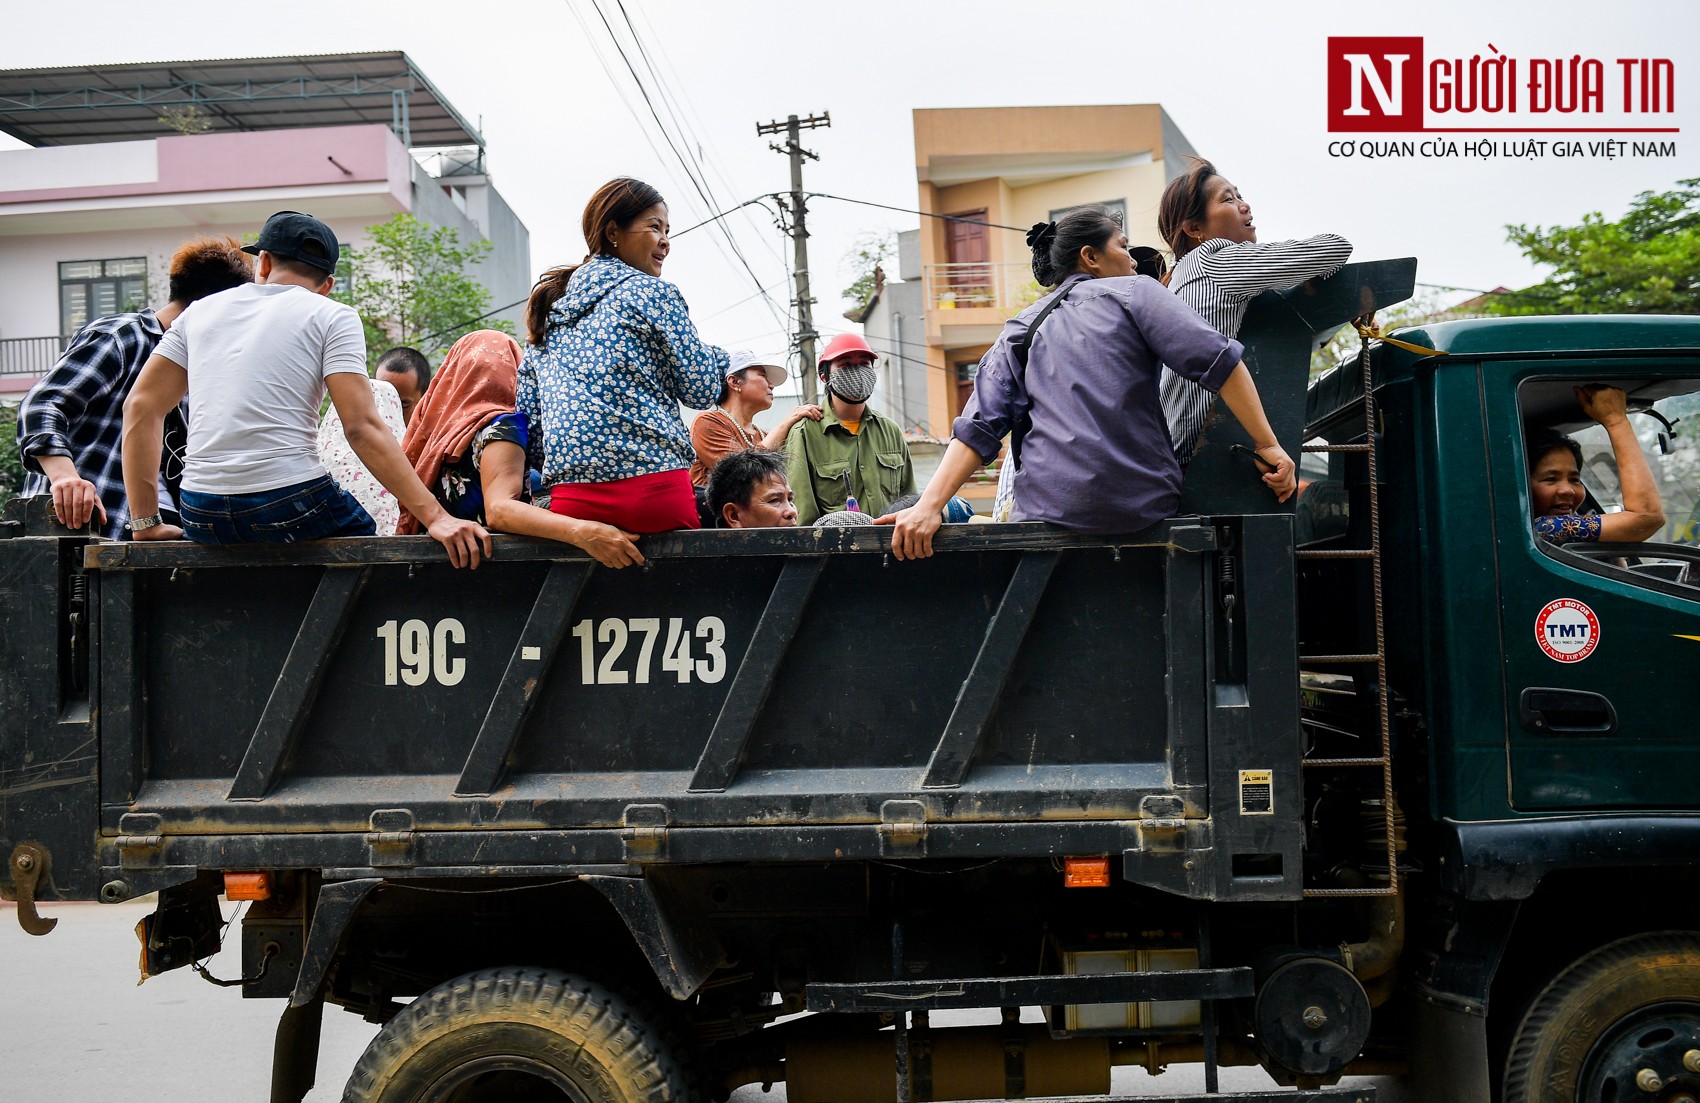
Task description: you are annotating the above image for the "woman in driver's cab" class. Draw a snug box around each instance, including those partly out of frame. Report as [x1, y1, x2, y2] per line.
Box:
[1528, 384, 1664, 544]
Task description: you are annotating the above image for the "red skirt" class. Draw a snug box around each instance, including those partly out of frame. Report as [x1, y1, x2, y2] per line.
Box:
[548, 468, 701, 533]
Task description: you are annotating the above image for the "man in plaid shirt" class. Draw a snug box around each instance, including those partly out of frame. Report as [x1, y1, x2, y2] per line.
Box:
[16, 238, 253, 538]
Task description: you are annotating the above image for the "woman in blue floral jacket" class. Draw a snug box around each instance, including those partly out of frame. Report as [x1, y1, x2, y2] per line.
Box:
[519, 177, 730, 532]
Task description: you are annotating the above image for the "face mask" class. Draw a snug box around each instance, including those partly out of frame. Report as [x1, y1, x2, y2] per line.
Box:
[827, 364, 877, 404]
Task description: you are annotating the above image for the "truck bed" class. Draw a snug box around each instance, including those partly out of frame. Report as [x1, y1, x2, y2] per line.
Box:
[4, 514, 1303, 906]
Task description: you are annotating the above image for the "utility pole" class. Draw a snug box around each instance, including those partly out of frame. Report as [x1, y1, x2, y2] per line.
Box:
[756, 111, 830, 404]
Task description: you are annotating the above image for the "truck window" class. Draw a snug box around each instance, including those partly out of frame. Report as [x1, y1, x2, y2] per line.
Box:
[1520, 377, 1700, 589]
[1565, 388, 1700, 546]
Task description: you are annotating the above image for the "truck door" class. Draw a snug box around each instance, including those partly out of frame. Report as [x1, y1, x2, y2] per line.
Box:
[1495, 364, 1700, 811]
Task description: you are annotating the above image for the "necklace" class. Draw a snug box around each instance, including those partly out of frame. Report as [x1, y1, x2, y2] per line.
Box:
[715, 406, 761, 448]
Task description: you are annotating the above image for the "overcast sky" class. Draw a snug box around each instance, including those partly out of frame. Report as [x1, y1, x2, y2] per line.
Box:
[3, 0, 1696, 389]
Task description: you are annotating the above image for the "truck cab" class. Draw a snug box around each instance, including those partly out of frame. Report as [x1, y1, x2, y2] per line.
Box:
[1301, 315, 1700, 1102]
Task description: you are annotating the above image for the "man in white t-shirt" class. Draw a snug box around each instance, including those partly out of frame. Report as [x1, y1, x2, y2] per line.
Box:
[121, 211, 491, 568]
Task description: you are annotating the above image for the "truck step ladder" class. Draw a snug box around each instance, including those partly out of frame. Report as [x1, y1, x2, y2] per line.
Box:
[1296, 328, 1399, 898]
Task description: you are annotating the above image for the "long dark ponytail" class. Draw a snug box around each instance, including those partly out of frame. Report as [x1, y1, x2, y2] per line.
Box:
[525, 177, 667, 346]
[525, 267, 576, 346]
[1027, 205, 1124, 287]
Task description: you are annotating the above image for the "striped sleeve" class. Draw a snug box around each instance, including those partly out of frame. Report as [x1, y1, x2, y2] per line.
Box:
[1191, 234, 1353, 300]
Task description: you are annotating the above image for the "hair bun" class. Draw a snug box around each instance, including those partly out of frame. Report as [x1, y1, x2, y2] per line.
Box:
[1025, 221, 1058, 249]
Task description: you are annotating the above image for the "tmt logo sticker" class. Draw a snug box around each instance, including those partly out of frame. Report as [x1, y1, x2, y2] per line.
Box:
[1535, 599, 1601, 663]
[1328, 37, 1426, 132]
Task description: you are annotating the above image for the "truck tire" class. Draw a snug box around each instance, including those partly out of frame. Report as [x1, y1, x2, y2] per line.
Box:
[1501, 931, 1700, 1103]
[342, 966, 691, 1103]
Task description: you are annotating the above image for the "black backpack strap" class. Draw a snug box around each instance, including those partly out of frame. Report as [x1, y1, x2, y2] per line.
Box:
[1009, 281, 1075, 472]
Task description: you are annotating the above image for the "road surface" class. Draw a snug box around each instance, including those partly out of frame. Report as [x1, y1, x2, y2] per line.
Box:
[1, 898, 1406, 1100]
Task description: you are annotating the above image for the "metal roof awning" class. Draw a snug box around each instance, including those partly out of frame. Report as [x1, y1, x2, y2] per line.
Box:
[0, 51, 482, 150]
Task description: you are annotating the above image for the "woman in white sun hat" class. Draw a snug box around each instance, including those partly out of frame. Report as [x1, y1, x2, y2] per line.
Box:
[689, 349, 822, 486]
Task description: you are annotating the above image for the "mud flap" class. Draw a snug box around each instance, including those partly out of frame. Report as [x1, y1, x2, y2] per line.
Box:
[582, 874, 727, 1000]
[1410, 995, 1491, 1103]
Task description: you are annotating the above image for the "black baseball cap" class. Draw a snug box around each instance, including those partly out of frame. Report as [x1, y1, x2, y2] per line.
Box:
[244, 210, 339, 274]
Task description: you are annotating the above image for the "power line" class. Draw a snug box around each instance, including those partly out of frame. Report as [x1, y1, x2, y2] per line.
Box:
[568, 0, 780, 324]
[563, 1, 689, 204]
[806, 192, 1027, 232]
[418, 298, 527, 344]
[614, 0, 788, 275]
[699, 280, 791, 321]
[674, 198, 769, 237]
[583, 0, 788, 331]
[803, 197, 1581, 310]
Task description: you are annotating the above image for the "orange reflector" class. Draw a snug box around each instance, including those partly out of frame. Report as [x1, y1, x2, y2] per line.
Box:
[1063, 856, 1112, 888]
[223, 871, 273, 901]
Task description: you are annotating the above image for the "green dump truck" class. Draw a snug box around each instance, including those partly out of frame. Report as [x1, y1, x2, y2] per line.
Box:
[3, 259, 1697, 1102]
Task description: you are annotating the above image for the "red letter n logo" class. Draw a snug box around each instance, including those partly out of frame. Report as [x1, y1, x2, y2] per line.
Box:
[1328, 37, 1424, 132]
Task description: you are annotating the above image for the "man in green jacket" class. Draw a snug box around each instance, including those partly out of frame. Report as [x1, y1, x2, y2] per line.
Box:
[784, 334, 916, 525]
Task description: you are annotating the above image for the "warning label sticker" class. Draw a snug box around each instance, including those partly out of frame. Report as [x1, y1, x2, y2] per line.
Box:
[1535, 598, 1601, 663]
[1239, 769, 1274, 816]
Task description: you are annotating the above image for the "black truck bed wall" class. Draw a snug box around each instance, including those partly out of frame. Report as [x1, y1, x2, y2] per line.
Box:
[0, 260, 1417, 910]
[4, 518, 1300, 905]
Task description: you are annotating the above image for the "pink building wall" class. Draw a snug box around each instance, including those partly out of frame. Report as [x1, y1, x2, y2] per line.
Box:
[0, 125, 409, 208]
[0, 125, 421, 387]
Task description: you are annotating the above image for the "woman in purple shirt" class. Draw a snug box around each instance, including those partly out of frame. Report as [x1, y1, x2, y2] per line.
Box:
[881, 206, 1295, 558]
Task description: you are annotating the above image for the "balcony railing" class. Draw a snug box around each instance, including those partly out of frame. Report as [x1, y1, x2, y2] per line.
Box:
[0, 337, 64, 377]
[923, 263, 1043, 315]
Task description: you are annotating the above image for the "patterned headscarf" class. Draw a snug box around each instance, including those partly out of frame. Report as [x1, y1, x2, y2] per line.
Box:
[397, 330, 523, 534]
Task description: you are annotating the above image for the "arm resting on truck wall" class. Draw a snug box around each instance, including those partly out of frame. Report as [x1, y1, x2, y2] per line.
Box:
[119, 352, 188, 539]
[1214, 363, 1295, 502]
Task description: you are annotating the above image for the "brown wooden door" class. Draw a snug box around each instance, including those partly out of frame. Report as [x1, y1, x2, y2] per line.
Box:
[945, 210, 990, 306]
[954, 360, 978, 415]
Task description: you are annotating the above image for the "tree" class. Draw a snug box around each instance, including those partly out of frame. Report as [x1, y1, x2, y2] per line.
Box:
[0, 401, 24, 509]
[840, 230, 896, 311]
[334, 214, 509, 370]
[156, 105, 214, 135]
[1484, 178, 1700, 316]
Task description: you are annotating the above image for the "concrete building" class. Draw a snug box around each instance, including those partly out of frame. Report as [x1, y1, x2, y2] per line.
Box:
[909, 105, 1199, 509]
[0, 52, 530, 395]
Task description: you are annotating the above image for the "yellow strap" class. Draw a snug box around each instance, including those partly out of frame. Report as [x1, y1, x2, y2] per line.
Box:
[1354, 318, 1447, 358]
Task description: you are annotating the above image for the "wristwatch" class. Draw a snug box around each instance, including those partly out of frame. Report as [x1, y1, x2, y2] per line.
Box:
[125, 514, 164, 533]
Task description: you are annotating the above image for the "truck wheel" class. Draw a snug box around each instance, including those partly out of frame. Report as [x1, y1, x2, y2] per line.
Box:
[343, 967, 691, 1103]
[1501, 932, 1700, 1103]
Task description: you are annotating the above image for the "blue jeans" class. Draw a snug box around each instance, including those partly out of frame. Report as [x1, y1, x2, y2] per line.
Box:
[178, 474, 375, 545]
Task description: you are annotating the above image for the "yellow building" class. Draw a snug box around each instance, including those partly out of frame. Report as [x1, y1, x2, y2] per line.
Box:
[912, 105, 1198, 509]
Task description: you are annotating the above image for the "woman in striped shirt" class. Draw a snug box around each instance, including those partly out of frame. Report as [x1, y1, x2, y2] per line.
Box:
[1156, 160, 1352, 465]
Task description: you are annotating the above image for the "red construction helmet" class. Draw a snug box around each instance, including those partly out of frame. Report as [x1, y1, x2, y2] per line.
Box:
[818, 332, 875, 371]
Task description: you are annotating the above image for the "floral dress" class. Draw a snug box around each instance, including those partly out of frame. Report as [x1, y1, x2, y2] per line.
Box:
[317, 378, 407, 535]
[437, 412, 530, 524]
[1533, 513, 1603, 544]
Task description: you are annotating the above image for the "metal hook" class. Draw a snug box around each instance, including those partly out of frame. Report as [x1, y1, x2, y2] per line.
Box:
[9, 844, 57, 936]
